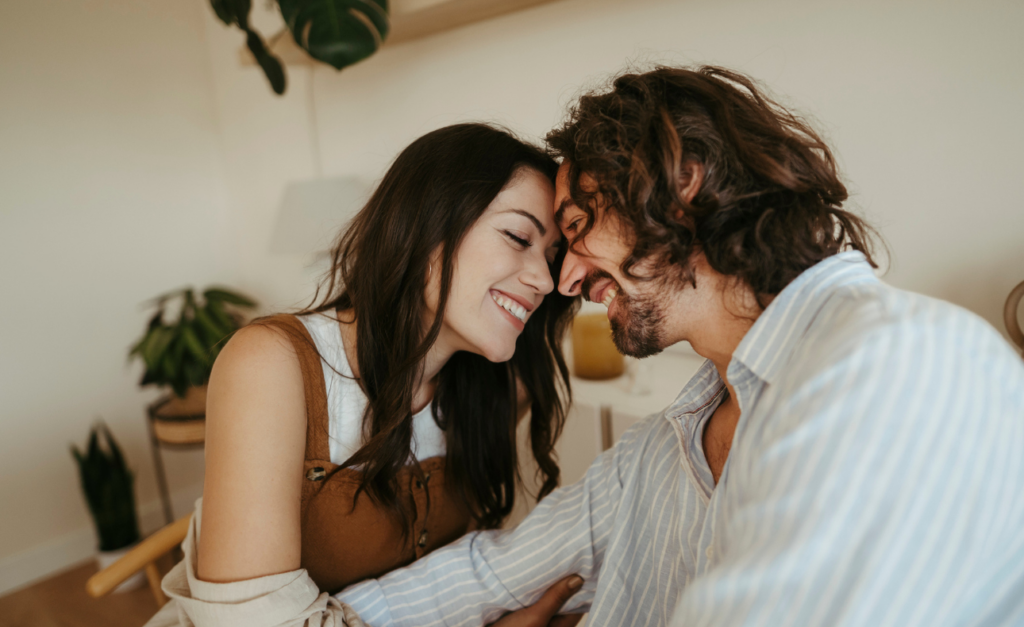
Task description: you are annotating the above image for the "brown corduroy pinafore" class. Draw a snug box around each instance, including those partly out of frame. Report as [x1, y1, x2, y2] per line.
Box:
[263, 315, 474, 595]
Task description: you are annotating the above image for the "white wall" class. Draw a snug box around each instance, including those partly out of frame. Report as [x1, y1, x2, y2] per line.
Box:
[2, 0, 1022, 597]
[0, 0, 228, 593]
[204, 0, 1024, 334]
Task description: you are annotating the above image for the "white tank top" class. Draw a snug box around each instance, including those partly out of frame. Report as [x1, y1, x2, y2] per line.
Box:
[298, 311, 446, 465]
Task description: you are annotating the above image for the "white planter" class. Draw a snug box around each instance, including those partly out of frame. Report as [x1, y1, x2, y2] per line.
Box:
[96, 545, 147, 594]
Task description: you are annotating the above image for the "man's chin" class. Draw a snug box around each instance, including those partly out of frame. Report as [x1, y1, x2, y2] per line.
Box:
[610, 320, 664, 358]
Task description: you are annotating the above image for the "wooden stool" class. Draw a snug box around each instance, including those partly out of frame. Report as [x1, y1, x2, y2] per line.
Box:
[146, 386, 206, 526]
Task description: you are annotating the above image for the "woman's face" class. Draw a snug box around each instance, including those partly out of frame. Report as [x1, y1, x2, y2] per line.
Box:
[430, 167, 561, 363]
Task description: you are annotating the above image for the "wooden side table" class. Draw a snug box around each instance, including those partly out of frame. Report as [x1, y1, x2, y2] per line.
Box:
[146, 386, 206, 526]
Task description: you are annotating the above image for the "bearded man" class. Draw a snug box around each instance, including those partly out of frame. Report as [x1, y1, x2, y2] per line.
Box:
[338, 67, 1024, 627]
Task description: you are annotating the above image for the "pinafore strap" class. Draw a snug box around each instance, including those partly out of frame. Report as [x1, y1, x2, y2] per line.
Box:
[254, 314, 332, 462]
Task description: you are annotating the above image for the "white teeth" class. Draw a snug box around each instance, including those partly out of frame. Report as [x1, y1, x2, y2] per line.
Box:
[602, 287, 618, 307]
[492, 293, 526, 322]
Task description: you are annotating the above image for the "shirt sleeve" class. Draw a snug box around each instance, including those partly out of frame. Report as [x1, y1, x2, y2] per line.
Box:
[670, 309, 1024, 626]
[336, 426, 640, 627]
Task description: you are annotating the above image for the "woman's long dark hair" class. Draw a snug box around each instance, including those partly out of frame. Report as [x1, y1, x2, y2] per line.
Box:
[303, 123, 577, 530]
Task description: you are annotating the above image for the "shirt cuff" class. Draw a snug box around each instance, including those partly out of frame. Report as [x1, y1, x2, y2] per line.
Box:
[335, 578, 394, 626]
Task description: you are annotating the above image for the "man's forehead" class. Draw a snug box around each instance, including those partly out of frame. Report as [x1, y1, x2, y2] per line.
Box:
[553, 162, 595, 226]
[554, 195, 576, 227]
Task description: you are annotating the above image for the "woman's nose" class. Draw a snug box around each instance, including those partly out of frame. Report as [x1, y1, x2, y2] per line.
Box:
[559, 249, 586, 297]
[523, 252, 555, 295]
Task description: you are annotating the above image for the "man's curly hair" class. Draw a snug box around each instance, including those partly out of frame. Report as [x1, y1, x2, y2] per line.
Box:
[546, 66, 880, 308]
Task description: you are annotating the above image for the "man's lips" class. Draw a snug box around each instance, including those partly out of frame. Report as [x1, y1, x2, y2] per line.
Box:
[582, 271, 619, 306]
[589, 282, 611, 304]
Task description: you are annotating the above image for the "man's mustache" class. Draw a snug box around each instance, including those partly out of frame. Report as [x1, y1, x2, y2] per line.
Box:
[581, 270, 615, 302]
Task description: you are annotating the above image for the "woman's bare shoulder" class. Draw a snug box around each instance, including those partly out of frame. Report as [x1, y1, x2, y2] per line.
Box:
[198, 323, 309, 582]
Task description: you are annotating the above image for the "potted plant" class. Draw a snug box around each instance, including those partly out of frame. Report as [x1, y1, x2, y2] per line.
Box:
[71, 422, 145, 592]
[129, 287, 257, 413]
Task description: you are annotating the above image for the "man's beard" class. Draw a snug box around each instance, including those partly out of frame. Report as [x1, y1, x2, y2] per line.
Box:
[609, 289, 665, 358]
[582, 271, 667, 358]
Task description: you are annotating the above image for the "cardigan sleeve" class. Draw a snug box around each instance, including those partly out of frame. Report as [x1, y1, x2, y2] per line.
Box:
[149, 499, 366, 627]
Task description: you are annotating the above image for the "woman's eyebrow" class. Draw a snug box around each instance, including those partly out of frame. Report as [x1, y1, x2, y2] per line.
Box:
[499, 208, 546, 236]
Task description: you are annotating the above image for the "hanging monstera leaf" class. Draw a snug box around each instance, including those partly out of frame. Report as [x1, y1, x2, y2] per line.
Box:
[209, 0, 390, 95]
[279, 0, 389, 70]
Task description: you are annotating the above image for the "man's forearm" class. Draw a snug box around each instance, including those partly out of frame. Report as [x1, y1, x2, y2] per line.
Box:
[336, 446, 624, 626]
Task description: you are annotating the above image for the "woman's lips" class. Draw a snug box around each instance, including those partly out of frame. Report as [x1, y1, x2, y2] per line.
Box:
[491, 289, 535, 312]
[491, 295, 526, 331]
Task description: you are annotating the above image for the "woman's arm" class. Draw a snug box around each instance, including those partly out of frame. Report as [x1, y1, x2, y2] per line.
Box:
[196, 324, 308, 582]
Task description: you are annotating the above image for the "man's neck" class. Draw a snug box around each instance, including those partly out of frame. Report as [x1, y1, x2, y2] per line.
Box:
[668, 262, 763, 392]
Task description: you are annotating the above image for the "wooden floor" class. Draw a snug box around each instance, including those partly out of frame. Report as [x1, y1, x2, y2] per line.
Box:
[0, 559, 168, 627]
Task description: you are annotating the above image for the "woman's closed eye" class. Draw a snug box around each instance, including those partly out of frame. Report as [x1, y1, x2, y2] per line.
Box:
[503, 230, 532, 248]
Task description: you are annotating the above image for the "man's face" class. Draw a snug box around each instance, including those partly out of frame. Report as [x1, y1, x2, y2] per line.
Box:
[554, 163, 675, 358]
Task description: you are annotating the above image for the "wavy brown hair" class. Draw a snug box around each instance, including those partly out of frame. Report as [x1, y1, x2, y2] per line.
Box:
[294, 124, 576, 531]
[546, 66, 881, 306]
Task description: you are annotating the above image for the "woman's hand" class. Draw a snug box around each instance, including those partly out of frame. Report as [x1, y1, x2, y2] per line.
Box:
[488, 575, 585, 627]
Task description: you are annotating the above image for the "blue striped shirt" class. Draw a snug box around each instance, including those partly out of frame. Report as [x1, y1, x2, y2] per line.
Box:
[338, 251, 1024, 626]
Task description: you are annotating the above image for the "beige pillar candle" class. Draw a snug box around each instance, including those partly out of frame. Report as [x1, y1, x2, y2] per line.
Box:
[572, 312, 625, 380]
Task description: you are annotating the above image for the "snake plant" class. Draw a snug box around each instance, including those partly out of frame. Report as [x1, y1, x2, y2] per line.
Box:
[71, 423, 140, 552]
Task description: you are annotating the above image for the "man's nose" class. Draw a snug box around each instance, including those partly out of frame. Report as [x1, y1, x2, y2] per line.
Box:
[559, 248, 586, 297]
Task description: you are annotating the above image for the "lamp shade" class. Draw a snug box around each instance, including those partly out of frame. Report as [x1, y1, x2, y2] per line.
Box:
[269, 177, 370, 255]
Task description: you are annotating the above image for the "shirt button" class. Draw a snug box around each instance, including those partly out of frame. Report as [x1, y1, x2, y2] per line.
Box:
[705, 547, 713, 560]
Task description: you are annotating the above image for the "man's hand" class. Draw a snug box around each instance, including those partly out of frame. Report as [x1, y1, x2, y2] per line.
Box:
[489, 575, 585, 627]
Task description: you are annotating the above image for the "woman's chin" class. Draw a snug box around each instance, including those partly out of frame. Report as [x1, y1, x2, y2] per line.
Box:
[474, 342, 516, 364]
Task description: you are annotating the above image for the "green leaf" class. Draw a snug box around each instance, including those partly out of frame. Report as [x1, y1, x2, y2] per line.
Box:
[203, 288, 257, 308]
[207, 0, 285, 95]
[209, 0, 236, 25]
[181, 324, 209, 364]
[131, 284, 252, 392]
[207, 299, 236, 331]
[142, 327, 174, 370]
[158, 337, 184, 385]
[143, 287, 186, 309]
[146, 310, 164, 331]
[246, 29, 287, 95]
[278, 0, 389, 71]
[71, 423, 140, 551]
[183, 288, 197, 315]
[194, 306, 229, 345]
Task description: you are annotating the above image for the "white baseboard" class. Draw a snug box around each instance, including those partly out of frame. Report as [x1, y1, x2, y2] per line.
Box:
[0, 483, 203, 597]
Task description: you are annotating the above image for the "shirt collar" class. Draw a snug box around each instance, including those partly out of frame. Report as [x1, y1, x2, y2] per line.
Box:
[730, 251, 878, 386]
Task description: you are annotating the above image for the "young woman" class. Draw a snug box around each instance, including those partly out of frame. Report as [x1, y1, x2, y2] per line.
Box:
[152, 123, 577, 626]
